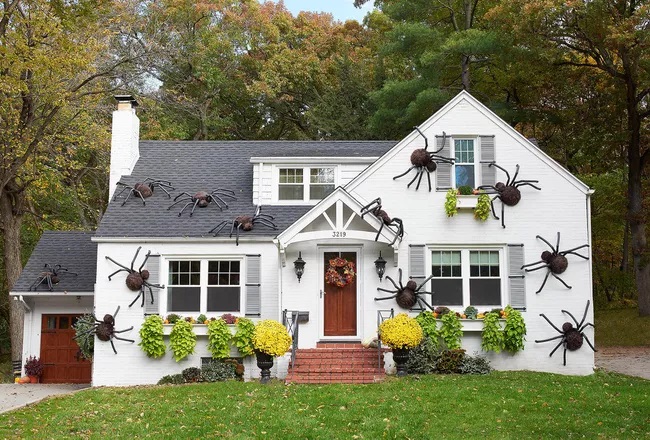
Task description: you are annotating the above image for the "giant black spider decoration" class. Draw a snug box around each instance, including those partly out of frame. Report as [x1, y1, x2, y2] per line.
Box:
[477, 162, 541, 228]
[360, 197, 404, 246]
[209, 205, 277, 246]
[73, 306, 134, 354]
[106, 247, 164, 307]
[393, 128, 455, 192]
[521, 232, 589, 294]
[167, 189, 236, 216]
[375, 268, 435, 310]
[535, 300, 596, 366]
[29, 264, 77, 291]
[113, 177, 175, 206]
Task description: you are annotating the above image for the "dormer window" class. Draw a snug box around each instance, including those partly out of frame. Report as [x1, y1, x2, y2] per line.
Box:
[277, 167, 336, 202]
[454, 139, 476, 188]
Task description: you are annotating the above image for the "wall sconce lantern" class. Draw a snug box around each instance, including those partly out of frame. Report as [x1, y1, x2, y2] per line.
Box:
[294, 252, 306, 283]
[374, 251, 387, 282]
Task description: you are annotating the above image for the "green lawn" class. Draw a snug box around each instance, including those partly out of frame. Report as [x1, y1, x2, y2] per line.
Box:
[0, 371, 648, 439]
[595, 307, 650, 346]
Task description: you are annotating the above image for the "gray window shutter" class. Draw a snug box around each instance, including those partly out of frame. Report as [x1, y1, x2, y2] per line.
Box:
[245, 254, 261, 316]
[507, 244, 526, 310]
[480, 135, 496, 187]
[435, 135, 452, 190]
[144, 255, 161, 315]
[409, 245, 427, 311]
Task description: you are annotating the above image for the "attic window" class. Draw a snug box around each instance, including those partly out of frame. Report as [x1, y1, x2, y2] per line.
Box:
[278, 167, 335, 202]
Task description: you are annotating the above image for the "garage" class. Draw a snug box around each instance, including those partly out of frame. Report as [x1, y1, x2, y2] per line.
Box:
[40, 314, 92, 384]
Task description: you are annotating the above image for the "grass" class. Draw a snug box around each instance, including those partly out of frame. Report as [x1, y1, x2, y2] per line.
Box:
[0, 371, 648, 439]
[595, 307, 650, 346]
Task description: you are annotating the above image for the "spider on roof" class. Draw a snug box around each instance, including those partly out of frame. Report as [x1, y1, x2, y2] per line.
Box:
[167, 189, 236, 216]
[113, 178, 174, 206]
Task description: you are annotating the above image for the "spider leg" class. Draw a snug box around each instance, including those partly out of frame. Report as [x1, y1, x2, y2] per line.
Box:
[114, 326, 134, 334]
[173, 192, 192, 201]
[583, 335, 597, 352]
[384, 275, 400, 291]
[113, 184, 131, 200]
[514, 182, 542, 190]
[416, 296, 435, 311]
[555, 232, 561, 253]
[109, 340, 117, 354]
[524, 263, 550, 272]
[549, 339, 564, 357]
[539, 313, 564, 334]
[139, 250, 152, 272]
[209, 221, 230, 236]
[129, 291, 142, 308]
[534, 334, 564, 343]
[120, 189, 135, 206]
[563, 251, 589, 260]
[134, 189, 146, 206]
[177, 202, 194, 216]
[114, 305, 121, 318]
[426, 169, 432, 192]
[510, 164, 520, 186]
[210, 194, 228, 210]
[560, 244, 590, 255]
[377, 288, 398, 294]
[360, 198, 381, 218]
[416, 274, 435, 291]
[149, 286, 155, 304]
[489, 163, 511, 185]
[563, 347, 567, 366]
[393, 166, 416, 180]
[73, 325, 99, 339]
[189, 199, 200, 216]
[143, 280, 164, 289]
[477, 185, 497, 192]
[397, 268, 404, 287]
[561, 308, 581, 328]
[47, 276, 54, 291]
[489, 196, 499, 219]
[535, 234, 556, 252]
[107, 268, 130, 280]
[375, 222, 384, 242]
[29, 275, 48, 291]
[536, 271, 552, 293]
[578, 300, 591, 329]
[252, 218, 277, 229]
[228, 221, 236, 238]
[130, 247, 142, 271]
[235, 224, 243, 246]
[521, 259, 546, 270]
[374, 294, 398, 301]
[255, 213, 275, 220]
[407, 169, 422, 189]
[167, 198, 190, 210]
[431, 155, 455, 164]
[551, 273, 571, 289]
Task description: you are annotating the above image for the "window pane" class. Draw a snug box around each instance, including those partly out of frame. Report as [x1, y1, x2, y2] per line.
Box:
[310, 168, 334, 183]
[190, 274, 200, 285]
[469, 279, 501, 305]
[208, 274, 218, 285]
[432, 266, 441, 277]
[207, 287, 240, 312]
[470, 252, 479, 265]
[480, 266, 490, 277]
[191, 261, 201, 272]
[218, 274, 229, 285]
[431, 279, 463, 305]
[170, 273, 179, 285]
[441, 266, 451, 277]
[230, 273, 240, 285]
[455, 165, 475, 187]
[452, 266, 462, 277]
[280, 169, 303, 184]
[441, 252, 451, 265]
[179, 261, 189, 272]
[47, 317, 57, 330]
[231, 261, 240, 272]
[279, 185, 304, 200]
[167, 287, 200, 312]
[180, 274, 189, 285]
[480, 252, 489, 265]
[208, 261, 219, 272]
[490, 252, 499, 265]
[451, 251, 461, 265]
[431, 252, 441, 265]
[59, 317, 70, 329]
[309, 184, 335, 200]
[219, 261, 229, 272]
[470, 266, 479, 277]
[490, 266, 500, 277]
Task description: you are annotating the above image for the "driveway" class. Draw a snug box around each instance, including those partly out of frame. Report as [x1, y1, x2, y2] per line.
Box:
[595, 346, 650, 380]
[0, 384, 89, 414]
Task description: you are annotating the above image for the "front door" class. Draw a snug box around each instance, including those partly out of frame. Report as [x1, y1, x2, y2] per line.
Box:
[323, 251, 357, 336]
[40, 314, 92, 384]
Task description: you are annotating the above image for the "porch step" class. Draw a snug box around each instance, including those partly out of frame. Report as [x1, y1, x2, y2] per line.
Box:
[285, 347, 386, 384]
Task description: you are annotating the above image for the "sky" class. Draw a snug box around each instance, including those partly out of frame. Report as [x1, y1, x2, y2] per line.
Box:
[270, 0, 374, 22]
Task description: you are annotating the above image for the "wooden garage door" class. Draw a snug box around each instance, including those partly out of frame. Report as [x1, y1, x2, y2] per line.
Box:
[40, 315, 92, 384]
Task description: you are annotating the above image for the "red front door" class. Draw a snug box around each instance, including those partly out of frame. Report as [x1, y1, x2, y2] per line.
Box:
[40, 314, 92, 383]
[324, 251, 357, 336]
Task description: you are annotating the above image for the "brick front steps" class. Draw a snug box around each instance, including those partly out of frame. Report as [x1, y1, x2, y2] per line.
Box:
[285, 343, 387, 384]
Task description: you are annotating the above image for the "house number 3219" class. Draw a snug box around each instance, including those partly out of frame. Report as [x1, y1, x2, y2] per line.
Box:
[332, 231, 347, 238]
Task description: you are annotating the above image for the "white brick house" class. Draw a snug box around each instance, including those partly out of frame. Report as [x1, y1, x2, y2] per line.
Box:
[11, 91, 595, 385]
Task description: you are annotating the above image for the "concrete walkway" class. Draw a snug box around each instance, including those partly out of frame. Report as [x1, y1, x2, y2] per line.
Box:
[595, 346, 650, 380]
[0, 384, 89, 414]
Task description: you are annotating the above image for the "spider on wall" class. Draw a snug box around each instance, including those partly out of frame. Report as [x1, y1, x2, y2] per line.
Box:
[374, 268, 435, 310]
[106, 247, 164, 307]
[360, 198, 404, 246]
[73, 306, 134, 355]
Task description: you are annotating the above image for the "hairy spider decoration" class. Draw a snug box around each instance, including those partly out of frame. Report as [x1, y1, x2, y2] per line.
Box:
[167, 189, 236, 216]
[521, 232, 589, 294]
[477, 162, 541, 228]
[393, 128, 455, 192]
[360, 198, 404, 246]
[375, 268, 435, 310]
[535, 300, 596, 366]
[73, 306, 134, 354]
[209, 205, 277, 246]
[29, 264, 77, 291]
[113, 177, 175, 206]
[106, 247, 164, 307]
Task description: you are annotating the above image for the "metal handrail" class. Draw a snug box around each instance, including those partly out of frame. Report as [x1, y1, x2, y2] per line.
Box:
[283, 309, 301, 370]
[376, 308, 394, 370]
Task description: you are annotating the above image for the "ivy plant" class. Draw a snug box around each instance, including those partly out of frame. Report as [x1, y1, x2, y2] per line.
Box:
[503, 306, 527, 353]
[207, 318, 232, 359]
[474, 193, 491, 221]
[415, 311, 440, 350]
[139, 315, 166, 358]
[73, 314, 95, 360]
[444, 189, 458, 217]
[232, 317, 255, 357]
[169, 319, 196, 362]
[481, 312, 504, 353]
[440, 312, 463, 349]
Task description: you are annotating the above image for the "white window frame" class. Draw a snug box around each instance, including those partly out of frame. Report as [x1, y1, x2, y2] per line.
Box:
[163, 257, 244, 315]
[451, 137, 480, 189]
[428, 246, 505, 309]
[273, 165, 338, 204]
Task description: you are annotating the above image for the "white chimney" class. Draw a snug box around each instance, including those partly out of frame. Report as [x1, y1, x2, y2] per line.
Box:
[109, 95, 140, 199]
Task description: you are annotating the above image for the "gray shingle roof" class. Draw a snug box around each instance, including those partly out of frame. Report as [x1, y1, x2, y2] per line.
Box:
[96, 140, 396, 238]
[12, 231, 96, 293]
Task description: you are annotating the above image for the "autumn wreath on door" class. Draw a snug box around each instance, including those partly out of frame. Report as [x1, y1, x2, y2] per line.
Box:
[325, 257, 356, 288]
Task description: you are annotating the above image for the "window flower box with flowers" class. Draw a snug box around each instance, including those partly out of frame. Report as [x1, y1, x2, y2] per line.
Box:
[445, 187, 491, 221]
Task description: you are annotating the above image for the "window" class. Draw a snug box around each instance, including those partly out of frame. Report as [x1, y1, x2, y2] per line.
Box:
[430, 249, 502, 307]
[454, 139, 476, 188]
[278, 167, 335, 201]
[167, 260, 241, 313]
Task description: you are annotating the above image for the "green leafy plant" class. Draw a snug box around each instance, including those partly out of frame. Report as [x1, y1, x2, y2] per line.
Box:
[232, 317, 255, 357]
[73, 314, 95, 360]
[463, 306, 479, 320]
[474, 193, 491, 221]
[207, 318, 232, 359]
[444, 189, 458, 217]
[197, 314, 207, 324]
[165, 313, 181, 324]
[440, 312, 463, 349]
[169, 319, 196, 362]
[458, 353, 492, 374]
[415, 311, 440, 350]
[379, 313, 424, 349]
[481, 312, 504, 353]
[182, 367, 202, 383]
[436, 349, 466, 373]
[405, 337, 440, 374]
[157, 374, 185, 385]
[201, 361, 237, 382]
[503, 306, 527, 353]
[253, 320, 292, 357]
[139, 315, 166, 358]
[434, 306, 451, 316]
[457, 185, 473, 195]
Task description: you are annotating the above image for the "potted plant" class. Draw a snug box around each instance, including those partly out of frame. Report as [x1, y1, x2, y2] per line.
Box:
[378, 313, 423, 376]
[24, 356, 44, 383]
[252, 320, 292, 383]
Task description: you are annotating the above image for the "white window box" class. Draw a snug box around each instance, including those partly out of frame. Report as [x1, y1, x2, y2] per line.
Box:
[456, 319, 504, 332]
[162, 323, 236, 336]
[456, 195, 480, 209]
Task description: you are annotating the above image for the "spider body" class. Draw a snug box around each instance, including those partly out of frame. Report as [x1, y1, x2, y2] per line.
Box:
[375, 268, 435, 310]
[73, 306, 134, 354]
[29, 264, 77, 291]
[167, 188, 236, 216]
[477, 163, 541, 227]
[521, 232, 589, 293]
[210, 206, 277, 245]
[114, 178, 174, 206]
[360, 198, 404, 246]
[393, 128, 454, 192]
[536, 300, 596, 365]
[106, 247, 165, 307]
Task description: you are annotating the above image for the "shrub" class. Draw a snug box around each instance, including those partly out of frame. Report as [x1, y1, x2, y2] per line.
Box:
[458, 354, 492, 375]
[415, 311, 440, 350]
[24, 356, 44, 377]
[139, 315, 166, 358]
[440, 312, 463, 349]
[253, 320, 292, 357]
[406, 337, 440, 374]
[233, 317, 255, 357]
[503, 306, 527, 353]
[197, 314, 207, 324]
[207, 318, 231, 359]
[221, 313, 237, 324]
[379, 313, 423, 349]
[73, 314, 95, 360]
[436, 349, 466, 373]
[457, 185, 473, 195]
[169, 320, 196, 362]
[166, 314, 181, 324]
[201, 361, 237, 382]
[481, 312, 504, 353]
[474, 193, 491, 221]
[182, 367, 202, 383]
[157, 374, 185, 385]
[444, 189, 458, 217]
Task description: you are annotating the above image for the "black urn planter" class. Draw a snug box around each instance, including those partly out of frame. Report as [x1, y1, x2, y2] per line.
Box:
[392, 348, 410, 376]
[255, 351, 274, 384]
